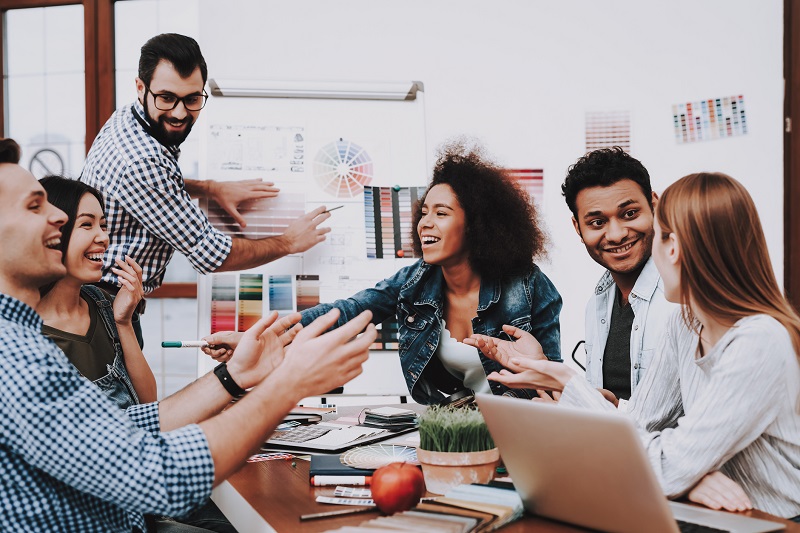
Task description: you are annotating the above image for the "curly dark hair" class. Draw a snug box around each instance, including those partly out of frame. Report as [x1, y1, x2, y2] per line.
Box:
[562, 147, 652, 218]
[411, 141, 547, 279]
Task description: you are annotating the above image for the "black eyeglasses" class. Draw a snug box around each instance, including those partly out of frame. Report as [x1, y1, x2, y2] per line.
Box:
[144, 84, 208, 111]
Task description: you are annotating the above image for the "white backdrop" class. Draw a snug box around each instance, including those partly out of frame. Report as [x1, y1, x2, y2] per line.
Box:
[195, 0, 783, 363]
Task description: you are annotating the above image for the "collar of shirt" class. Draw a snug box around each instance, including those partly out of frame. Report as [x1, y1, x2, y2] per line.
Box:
[595, 256, 660, 302]
[0, 293, 42, 331]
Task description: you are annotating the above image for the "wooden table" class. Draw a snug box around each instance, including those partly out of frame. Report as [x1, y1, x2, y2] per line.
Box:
[213, 457, 799, 533]
[211, 405, 800, 532]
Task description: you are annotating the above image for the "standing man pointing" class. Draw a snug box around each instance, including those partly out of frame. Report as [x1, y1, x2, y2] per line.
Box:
[82, 33, 330, 301]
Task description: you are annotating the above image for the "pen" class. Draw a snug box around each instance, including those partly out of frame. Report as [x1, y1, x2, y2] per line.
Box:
[161, 340, 209, 348]
[323, 205, 344, 214]
[299, 507, 375, 521]
[310, 475, 372, 486]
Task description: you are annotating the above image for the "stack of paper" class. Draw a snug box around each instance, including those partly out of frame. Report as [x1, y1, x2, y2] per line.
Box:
[323, 484, 523, 532]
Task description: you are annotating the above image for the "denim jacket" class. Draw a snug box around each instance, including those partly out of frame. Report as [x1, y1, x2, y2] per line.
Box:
[583, 257, 677, 394]
[70, 286, 140, 410]
[300, 260, 562, 404]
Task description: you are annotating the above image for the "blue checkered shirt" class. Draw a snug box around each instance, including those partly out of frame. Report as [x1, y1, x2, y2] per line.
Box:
[0, 294, 215, 532]
[81, 101, 232, 293]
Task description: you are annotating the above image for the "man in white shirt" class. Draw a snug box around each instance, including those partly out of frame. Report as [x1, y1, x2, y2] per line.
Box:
[561, 147, 677, 402]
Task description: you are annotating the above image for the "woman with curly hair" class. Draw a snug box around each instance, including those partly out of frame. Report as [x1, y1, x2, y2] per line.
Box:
[222, 142, 562, 405]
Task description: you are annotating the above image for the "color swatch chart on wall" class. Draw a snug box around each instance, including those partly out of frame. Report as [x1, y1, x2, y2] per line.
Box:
[506, 169, 544, 208]
[364, 186, 426, 259]
[313, 138, 374, 198]
[204, 193, 306, 239]
[585, 110, 631, 153]
[672, 95, 747, 144]
[372, 318, 400, 351]
[210, 273, 321, 333]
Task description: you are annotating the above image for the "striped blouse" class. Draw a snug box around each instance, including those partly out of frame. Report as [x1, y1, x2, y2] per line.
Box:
[560, 312, 800, 518]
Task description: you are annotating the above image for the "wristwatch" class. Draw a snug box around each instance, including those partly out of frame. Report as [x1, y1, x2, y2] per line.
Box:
[213, 362, 246, 398]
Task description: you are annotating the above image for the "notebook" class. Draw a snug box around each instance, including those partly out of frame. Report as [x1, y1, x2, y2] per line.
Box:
[475, 393, 786, 533]
[262, 421, 417, 453]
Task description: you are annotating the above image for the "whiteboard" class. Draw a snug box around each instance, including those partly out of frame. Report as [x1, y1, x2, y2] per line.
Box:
[196, 83, 427, 395]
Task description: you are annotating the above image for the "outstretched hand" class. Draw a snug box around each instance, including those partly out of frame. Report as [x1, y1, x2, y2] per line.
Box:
[226, 312, 303, 389]
[208, 178, 280, 228]
[111, 256, 144, 325]
[688, 471, 752, 512]
[275, 308, 376, 399]
[282, 206, 332, 254]
[486, 357, 576, 392]
[464, 325, 545, 373]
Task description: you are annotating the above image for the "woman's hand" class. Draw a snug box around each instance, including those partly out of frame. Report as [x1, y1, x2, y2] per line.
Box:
[464, 325, 545, 372]
[111, 256, 144, 325]
[688, 471, 752, 512]
[487, 357, 576, 391]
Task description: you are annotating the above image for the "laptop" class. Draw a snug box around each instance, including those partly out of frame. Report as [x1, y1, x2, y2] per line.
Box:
[475, 393, 786, 533]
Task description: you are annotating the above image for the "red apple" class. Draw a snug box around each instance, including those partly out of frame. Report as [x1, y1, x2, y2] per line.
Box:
[370, 462, 425, 514]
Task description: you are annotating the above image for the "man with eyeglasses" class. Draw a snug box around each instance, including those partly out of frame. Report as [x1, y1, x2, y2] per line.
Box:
[81, 33, 331, 339]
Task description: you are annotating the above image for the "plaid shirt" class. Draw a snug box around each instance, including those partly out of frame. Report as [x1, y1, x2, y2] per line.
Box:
[0, 294, 214, 532]
[81, 101, 232, 294]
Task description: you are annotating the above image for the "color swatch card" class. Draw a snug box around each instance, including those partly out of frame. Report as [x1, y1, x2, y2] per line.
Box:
[372, 318, 400, 351]
[364, 186, 426, 259]
[204, 192, 306, 240]
[673, 95, 747, 144]
[238, 274, 263, 331]
[505, 169, 544, 208]
[210, 274, 236, 333]
[585, 110, 631, 153]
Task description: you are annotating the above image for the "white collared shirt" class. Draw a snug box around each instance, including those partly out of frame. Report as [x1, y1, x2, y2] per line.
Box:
[583, 257, 678, 393]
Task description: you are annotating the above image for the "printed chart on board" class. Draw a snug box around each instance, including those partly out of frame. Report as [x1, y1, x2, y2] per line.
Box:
[196, 88, 428, 363]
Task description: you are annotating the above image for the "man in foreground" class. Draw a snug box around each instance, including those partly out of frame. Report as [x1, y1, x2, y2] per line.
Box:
[0, 140, 375, 531]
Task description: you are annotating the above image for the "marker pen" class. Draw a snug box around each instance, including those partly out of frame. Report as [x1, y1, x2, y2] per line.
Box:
[161, 340, 209, 348]
[310, 475, 372, 486]
[323, 205, 344, 214]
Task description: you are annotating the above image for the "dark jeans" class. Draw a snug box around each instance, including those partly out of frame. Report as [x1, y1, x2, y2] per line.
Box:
[791, 514, 800, 523]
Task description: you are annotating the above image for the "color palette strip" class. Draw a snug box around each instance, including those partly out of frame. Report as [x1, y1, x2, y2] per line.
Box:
[506, 169, 544, 208]
[371, 317, 400, 351]
[313, 138, 374, 198]
[211, 274, 236, 334]
[296, 275, 321, 311]
[585, 110, 631, 153]
[205, 192, 306, 239]
[364, 186, 426, 259]
[268, 275, 294, 315]
[673, 95, 747, 144]
[238, 274, 263, 331]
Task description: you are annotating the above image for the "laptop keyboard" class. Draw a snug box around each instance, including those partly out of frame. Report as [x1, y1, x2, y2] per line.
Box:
[270, 426, 331, 443]
[676, 519, 730, 533]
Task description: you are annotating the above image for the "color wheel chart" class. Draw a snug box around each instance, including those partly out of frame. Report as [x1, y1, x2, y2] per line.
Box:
[314, 138, 374, 197]
[585, 111, 631, 153]
[364, 186, 426, 259]
[506, 169, 544, 208]
[211, 274, 236, 333]
[673, 95, 747, 144]
[238, 274, 263, 331]
[205, 193, 306, 239]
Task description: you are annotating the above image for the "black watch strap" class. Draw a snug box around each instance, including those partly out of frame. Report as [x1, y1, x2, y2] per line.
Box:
[213, 363, 246, 398]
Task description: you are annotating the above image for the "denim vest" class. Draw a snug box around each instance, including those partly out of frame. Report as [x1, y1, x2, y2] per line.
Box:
[79, 285, 140, 409]
[300, 260, 562, 404]
[583, 257, 678, 394]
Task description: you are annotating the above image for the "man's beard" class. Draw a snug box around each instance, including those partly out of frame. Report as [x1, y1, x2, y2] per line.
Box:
[143, 99, 194, 147]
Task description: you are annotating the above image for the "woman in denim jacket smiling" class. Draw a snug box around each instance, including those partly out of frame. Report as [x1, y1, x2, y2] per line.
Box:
[298, 142, 563, 404]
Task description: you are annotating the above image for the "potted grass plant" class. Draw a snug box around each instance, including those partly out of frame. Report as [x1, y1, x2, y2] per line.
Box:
[416, 406, 500, 495]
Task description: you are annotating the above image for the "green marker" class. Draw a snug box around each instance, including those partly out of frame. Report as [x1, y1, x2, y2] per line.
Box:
[161, 340, 209, 348]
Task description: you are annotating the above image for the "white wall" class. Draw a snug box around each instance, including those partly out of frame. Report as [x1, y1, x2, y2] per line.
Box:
[195, 0, 783, 359]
